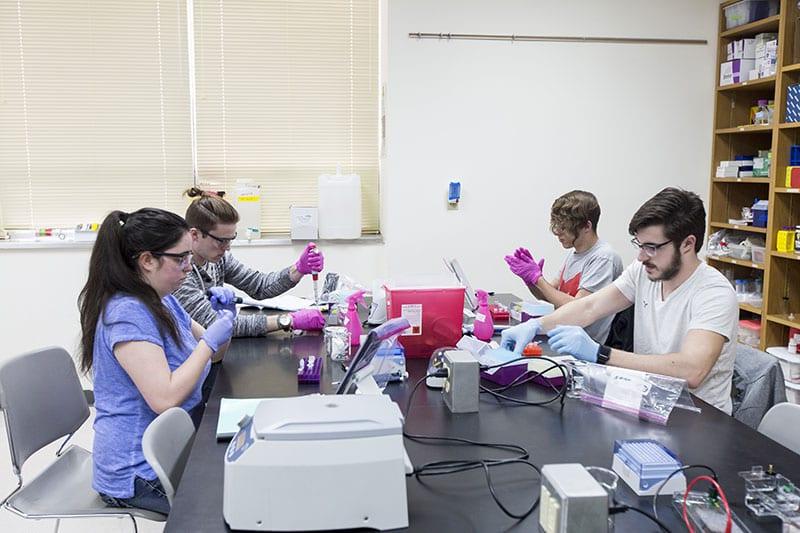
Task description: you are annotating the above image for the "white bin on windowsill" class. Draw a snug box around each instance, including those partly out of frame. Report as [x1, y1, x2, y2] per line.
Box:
[318, 167, 361, 239]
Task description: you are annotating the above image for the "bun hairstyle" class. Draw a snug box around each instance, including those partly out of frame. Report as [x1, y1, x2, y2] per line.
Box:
[184, 187, 240, 232]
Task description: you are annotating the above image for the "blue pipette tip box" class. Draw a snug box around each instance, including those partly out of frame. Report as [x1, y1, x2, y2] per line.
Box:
[612, 439, 686, 496]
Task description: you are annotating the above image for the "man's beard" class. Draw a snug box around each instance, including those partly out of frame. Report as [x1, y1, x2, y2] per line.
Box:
[643, 246, 681, 281]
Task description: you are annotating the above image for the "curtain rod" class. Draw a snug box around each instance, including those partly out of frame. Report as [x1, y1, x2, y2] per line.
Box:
[408, 32, 707, 45]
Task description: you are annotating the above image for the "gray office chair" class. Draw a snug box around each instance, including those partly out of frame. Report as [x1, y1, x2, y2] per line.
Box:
[142, 406, 196, 506]
[0, 346, 165, 532]
[758, 402, 800, 454]
[731, 343, 787, 428]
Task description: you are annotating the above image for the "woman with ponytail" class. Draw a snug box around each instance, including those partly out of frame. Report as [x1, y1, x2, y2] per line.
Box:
[78, 208, 236, 515]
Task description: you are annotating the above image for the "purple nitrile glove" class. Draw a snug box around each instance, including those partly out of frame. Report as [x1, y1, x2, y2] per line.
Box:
[295, 242, 324, 275]
[504, 254, 545, 286]
[208, 286, 237, 315]
[547, 325, 599, 363]
[289, 309, 326, 331]
[514, 247, 535, 263]
[202, 310, 235, 353]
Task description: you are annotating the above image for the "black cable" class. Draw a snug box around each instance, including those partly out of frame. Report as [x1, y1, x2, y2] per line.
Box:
[402, 372, 540, 520]
[611, 504, 673, 533]
[479, 357, 569, 406]
[651, 464, 718, 520]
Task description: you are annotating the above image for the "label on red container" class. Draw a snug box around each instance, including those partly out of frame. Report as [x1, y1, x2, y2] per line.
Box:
[400, 304, 422, 336]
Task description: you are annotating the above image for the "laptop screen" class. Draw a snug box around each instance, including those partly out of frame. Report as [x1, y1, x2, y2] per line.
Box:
[445, 258, 477, 311]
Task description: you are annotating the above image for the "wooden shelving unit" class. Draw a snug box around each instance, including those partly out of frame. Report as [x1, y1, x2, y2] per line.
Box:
[710, 1, 800, 350]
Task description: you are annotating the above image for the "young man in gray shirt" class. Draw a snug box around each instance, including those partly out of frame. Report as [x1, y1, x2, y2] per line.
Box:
[505, 190, 623, 343]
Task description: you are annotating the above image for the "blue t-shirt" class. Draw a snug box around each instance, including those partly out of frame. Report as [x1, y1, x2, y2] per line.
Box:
[92, 294, 208, 498]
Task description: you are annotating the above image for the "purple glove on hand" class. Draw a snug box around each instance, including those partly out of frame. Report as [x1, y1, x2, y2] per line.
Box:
[208, 286, 237, 315]
[295, 242, 324, 275]
[514, 247, 534, 262]
[202, 310, 234, 353]
[504, 250, 545, 286]
[289, 309, 326, 331]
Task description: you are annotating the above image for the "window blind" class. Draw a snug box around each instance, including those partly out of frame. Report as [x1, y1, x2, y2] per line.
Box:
[0, 0, 379, 234]
[0, 0, 192, 229]
[193, 0, 379, 235]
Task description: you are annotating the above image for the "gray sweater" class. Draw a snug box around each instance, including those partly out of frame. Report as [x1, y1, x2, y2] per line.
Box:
[173, 251, 298, 337]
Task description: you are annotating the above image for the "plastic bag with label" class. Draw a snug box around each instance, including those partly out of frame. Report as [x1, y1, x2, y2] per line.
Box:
[572, 363, 699, 425]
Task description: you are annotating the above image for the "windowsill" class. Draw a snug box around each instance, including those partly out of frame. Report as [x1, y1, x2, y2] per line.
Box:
[0, 233, 384, 250]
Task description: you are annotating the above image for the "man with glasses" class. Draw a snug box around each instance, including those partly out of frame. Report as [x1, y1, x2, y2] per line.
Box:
[502, 188, 738, 414]
[504, 190, 623, 343]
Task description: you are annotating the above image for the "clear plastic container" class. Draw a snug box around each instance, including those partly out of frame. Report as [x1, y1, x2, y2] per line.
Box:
[724, 1, 776, 30]
[738, 319, 761, 347]
[754, 99, 770, 125]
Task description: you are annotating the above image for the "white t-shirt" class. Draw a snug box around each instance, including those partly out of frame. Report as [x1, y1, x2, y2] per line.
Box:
[613, 261, 738, 414]
[557, 240, 623, 343]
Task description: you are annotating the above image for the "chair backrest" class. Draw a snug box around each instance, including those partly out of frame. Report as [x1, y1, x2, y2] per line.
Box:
[731, 344, 787, 428]
[142, 407, 196, 505]
[758, 402, 800, 454]
[0, 347, 90, 475]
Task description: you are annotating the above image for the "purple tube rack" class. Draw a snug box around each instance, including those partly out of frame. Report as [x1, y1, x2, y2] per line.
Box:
[297, 357, 322, 383]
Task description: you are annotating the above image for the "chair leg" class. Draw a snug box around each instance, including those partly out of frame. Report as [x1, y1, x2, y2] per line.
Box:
[53, 518, 60, 533]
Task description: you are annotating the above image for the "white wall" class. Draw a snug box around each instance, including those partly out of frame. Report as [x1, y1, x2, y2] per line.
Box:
[0, 2, 717, 527]
[381, 0, 718, 289]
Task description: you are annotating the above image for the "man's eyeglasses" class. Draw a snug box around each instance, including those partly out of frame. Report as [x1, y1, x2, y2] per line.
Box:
[151, 251, 193, 268]
[203, 231, 237, 246]
[630, 238, 672, 257]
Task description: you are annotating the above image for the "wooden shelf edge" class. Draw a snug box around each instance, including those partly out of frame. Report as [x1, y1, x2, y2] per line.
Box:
[717, 75, 775, 92]
[775, 187, 800, 193]
[766, 314, 800, 329]
[714, 125, 773, 134]
[739, 302, 763, 315]
[783, 62, 800, 73]
[709, 222, 768, 234]
[707, 255, 765, 270]
[778, 122, 800, 129]
[712, 177, 771, 183]
[720, 15, 780, 38]
[771, 251, 800, 260]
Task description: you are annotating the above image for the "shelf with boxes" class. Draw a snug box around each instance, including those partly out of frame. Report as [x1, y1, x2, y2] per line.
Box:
[711, 0, 791, 350]
[719, 27, 778, 87]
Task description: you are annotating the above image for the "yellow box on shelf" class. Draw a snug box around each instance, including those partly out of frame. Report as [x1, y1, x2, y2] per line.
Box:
[777, 228, 796, 253]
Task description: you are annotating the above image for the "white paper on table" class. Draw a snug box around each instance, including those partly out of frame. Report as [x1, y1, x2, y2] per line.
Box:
[236, 293, 317, 311]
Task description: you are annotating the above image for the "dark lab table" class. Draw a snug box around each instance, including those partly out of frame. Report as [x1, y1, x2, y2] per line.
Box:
[166, 317, 799, 532]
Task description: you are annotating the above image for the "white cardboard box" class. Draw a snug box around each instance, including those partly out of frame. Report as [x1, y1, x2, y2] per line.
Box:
[721, 59, 756, 85]
[727, 38, 755, 60]
[290, 206, 318, 240]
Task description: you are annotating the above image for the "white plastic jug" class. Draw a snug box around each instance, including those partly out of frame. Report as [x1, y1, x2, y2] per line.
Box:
[318, 167, 361, 239]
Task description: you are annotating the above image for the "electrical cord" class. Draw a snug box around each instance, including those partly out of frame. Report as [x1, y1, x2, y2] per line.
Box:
[682, 475, 731, 533]
[479, 356, 569, 406]
[651, 464, 718, 520]
[402, 372, 541, 520]
[610, 504, 673, 532]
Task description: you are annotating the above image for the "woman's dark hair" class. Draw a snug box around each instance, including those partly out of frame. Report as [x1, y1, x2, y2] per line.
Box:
[550, 190, 601, 236]
[78, 208, 189, 374]
[184, 187, 240, 233]
[628, 187, 706, 252]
